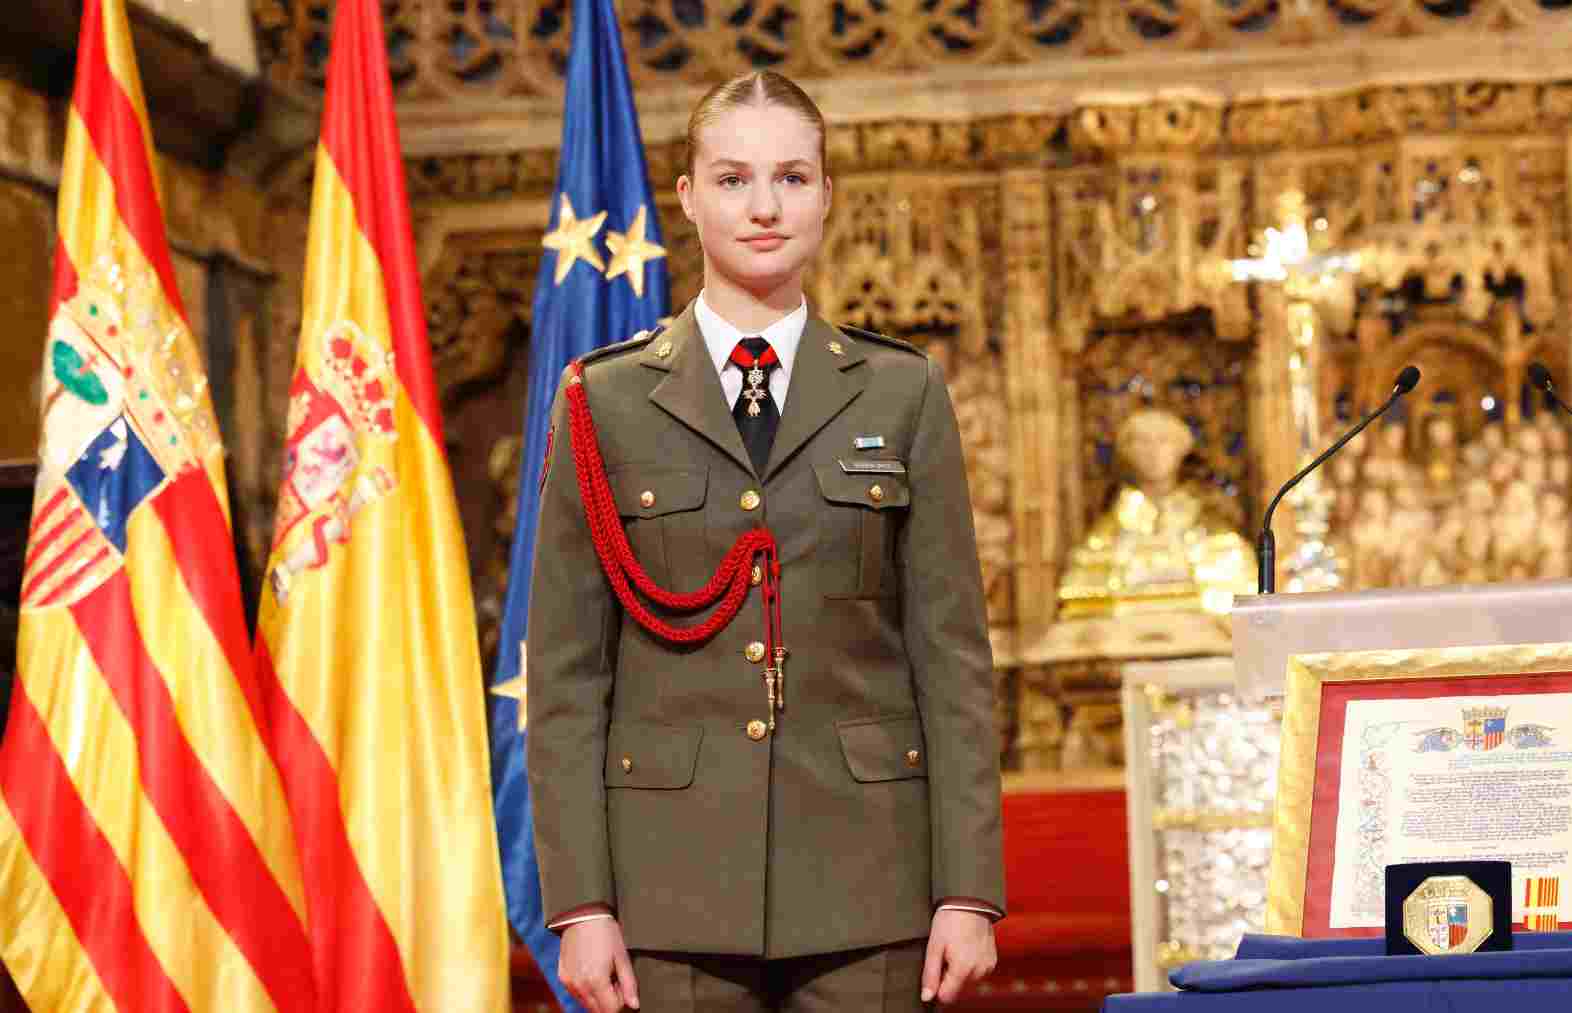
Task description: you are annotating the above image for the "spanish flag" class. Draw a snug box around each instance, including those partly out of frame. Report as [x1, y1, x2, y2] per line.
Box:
[253, 0, 510, 1009]
[0, 1, 315, 1009]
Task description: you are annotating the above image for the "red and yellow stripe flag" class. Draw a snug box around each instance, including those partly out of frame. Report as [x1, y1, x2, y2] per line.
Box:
[0, 1, 316, 1010]
[253, 0, 510, 1009]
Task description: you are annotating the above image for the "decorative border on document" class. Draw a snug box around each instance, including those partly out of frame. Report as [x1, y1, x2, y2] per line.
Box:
[1265, 641, 1572, 937]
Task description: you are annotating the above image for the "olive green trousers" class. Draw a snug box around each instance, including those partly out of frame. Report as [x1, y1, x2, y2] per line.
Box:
[629, 939, 932, 1013]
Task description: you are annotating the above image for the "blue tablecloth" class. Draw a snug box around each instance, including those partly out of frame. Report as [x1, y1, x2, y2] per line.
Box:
[1103, 933, 1572, 1011]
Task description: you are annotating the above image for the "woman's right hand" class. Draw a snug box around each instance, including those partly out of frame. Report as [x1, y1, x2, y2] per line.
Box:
[560, 917, 640, 1012]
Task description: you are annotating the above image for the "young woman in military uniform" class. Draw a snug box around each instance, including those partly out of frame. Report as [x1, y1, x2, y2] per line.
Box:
[527, 70, 1004, 1012]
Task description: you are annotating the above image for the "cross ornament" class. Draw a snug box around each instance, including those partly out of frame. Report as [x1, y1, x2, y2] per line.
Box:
[742, 383, 769, 417]
[1225, 191, 1363, 593]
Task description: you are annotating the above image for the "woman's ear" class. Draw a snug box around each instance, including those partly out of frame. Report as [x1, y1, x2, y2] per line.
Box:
[822, 174, 833, 219]
[677, 174, 695, 222]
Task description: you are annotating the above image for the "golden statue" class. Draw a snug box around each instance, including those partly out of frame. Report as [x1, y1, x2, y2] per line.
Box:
[1058, 409, 1255, 618]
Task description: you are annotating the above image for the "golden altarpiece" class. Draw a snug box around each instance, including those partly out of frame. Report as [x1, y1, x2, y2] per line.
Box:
[3, 0, 1572, 1004]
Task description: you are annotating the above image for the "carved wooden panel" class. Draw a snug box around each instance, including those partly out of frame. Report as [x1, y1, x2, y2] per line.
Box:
[807, 176, 1017, 632]
[253, 0, 1572, 97]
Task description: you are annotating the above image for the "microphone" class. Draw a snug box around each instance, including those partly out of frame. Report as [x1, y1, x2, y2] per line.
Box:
[1529, 362, 1572, 420]
[1256, 365, 1421, 594]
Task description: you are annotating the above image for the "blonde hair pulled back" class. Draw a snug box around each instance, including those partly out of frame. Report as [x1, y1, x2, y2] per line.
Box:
[684, 71, 827, 175]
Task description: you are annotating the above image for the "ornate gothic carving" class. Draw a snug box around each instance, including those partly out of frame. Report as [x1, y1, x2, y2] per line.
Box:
[1325, 304, 1572, 588]
[808, 177, 1017, 634]
[1053, 160, 1251, 350]
[999, 168, 1059, 658]
[424, 239, 542, 399]
[253, 1, 1572, 98]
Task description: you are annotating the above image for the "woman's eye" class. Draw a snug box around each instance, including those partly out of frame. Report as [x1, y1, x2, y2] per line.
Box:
[718, 175, 742, 188]
[783, 173, 805, 185]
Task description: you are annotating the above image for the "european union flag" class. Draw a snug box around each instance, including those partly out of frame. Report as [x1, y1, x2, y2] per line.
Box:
[489, 0, 669, 1006]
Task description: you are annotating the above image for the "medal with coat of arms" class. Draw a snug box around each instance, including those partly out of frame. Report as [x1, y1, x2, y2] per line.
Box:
[267, 320, 399, 602]
[23, 251, 220, 611]
[1402, 875, 1493, 955]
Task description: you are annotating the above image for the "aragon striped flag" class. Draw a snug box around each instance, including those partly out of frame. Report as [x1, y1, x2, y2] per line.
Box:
[0, 0, 316, 1010]
[252, 0, 511, 1010]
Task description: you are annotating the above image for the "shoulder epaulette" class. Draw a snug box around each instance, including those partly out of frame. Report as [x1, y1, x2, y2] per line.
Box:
[838, 324, 923, 356]
[577, 324, 665, 368]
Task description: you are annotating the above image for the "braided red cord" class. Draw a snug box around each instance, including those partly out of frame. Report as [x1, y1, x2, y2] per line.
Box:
[565, 360, 783, 652]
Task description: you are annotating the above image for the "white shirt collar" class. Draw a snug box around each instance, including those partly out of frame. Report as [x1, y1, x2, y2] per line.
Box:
[695, 290, 807, 383]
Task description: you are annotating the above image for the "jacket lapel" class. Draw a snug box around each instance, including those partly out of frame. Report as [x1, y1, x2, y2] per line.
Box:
[764, 315, 867, 482]
[646, 303, 756, 477]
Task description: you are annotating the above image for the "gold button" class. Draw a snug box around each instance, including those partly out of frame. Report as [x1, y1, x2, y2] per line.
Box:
[640, 490, 656, 508]
[906, 749, 921, 768]
[655, 340, 673, 359]
[745, 641, 766, 663]
[746, 720, 768, 741]
[750, 564, 763, 586]
[828, 340, 844, 356]
[621, 756, 633, 773]
[869, 484, 885, 503]
[740, 490, 761, 511]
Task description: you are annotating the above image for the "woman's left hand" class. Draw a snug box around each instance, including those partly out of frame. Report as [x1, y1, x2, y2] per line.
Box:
[921, 909, 997, 1005]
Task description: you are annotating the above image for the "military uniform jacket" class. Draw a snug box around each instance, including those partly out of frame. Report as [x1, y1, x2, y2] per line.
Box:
[526, 301, 1005, 959]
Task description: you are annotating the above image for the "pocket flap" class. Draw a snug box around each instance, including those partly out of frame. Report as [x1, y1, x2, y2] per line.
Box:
[608, 468, 708, 519]
[814, 462, 910, 511]
[605, 724, 703, 789]
[836, 713, 927, 782]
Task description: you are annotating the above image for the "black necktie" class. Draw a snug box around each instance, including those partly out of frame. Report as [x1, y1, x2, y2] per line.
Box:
[730, 337, 780, 475]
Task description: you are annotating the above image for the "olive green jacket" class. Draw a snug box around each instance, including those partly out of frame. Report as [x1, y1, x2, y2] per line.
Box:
[525, 302, 1004, 959]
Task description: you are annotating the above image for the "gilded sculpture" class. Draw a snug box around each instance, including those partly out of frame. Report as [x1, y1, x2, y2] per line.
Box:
[1059, 408, 1255, 618]
[1335, 411, 1572, 589]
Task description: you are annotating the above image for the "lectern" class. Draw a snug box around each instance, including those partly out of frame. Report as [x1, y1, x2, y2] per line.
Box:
[1232, 580, 1572, 699]
[1232, 580, 1572, 938]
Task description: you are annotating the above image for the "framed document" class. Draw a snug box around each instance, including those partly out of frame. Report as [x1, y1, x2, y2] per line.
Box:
[1267, 641, 1572, 937]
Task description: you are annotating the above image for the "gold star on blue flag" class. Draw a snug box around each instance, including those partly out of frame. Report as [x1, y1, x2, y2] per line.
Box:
[542, 195, 608, 285]
[605, 205, 667, 297]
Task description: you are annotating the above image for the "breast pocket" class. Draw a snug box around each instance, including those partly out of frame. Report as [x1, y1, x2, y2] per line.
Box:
[608, 468, 709, 590]
[836, 713, 928, 782]
[604, 723, 703, 789]
[814, 461, 909, 599]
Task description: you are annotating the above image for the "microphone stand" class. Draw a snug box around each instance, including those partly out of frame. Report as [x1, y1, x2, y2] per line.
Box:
[1257, 371, 1419, 594]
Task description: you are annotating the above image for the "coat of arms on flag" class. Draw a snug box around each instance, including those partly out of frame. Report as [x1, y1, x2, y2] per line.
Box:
[26, 258, 216, 611]
[267, 320, 399, 602]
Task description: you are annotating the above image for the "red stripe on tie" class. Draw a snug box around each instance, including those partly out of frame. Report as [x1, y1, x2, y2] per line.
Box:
[318, 0, 444, 446]
[70, 575, 317, 1013]
[0, 683, 191, 1013]
[70, 0, 190, 325]
[728, 341, 779, 370]
[254, 640, 421, 1013]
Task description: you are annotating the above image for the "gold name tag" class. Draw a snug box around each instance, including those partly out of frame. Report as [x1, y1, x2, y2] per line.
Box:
[838, 458, 906, 475]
